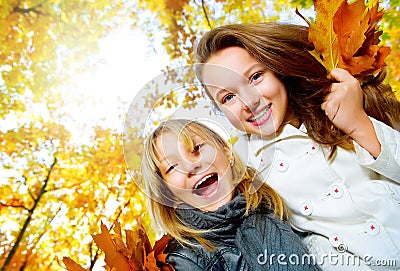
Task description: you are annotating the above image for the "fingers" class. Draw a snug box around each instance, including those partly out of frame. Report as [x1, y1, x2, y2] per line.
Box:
[322, 69, 351, 121]
[322, 68, 363, 124]
[321, 97, 339, 121]
[330, 68, 357, 84]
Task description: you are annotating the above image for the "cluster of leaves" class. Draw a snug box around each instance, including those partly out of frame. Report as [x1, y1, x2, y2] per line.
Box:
[301, 0, 390, 76]
[63, 221, 174, 271]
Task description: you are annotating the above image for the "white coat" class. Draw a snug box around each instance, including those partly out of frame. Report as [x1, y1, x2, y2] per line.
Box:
[235, 117, 400, 270]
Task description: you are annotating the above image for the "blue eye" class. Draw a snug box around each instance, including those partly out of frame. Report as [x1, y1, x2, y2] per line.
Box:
[251, 72, 263, 84]
[222, 94, 235, 104]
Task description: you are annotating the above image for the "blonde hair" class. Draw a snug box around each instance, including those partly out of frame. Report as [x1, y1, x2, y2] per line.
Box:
[141, 119, 287, 249]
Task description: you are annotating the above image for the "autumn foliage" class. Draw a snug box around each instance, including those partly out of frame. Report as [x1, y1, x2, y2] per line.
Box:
[1, 0, 399, 270]
[63, 220, 175, 271]
[300, 0, 390, 75]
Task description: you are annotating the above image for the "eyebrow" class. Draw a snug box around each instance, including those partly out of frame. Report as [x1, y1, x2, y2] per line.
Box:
[242, 63, 264, 78]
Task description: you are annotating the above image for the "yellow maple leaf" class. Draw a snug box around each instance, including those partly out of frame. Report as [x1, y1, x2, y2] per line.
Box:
[307, 0, 346, 71]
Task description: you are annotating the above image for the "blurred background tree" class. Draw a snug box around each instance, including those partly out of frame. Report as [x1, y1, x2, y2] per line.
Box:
[1, 0, 398, 270]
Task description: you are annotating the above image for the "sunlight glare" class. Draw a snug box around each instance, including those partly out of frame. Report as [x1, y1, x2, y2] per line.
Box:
[59, 28, 169, 143]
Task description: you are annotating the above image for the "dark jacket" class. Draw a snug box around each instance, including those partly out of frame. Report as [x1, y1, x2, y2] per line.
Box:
[165, 194, 321, 270]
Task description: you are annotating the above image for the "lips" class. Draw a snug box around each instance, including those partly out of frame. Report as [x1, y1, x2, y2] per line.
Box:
[247, 104, 272, 126]
[193, 173, 219, 196]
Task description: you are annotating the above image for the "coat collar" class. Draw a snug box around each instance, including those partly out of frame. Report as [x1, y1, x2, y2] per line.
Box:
[249, 123, 308, 156]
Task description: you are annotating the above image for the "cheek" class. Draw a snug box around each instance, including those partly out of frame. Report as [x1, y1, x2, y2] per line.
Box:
[215, 150, 231, 172]
[166, 181, 192, 202]
[221, 105, 246, 128]
[164, 175, 185, 191]
[259, 76, 285, 97]
[275, 83, 288, 103]
[276, 90, 289, 114]
[201, 147, 217, 166]
[219, 160, 232, 177]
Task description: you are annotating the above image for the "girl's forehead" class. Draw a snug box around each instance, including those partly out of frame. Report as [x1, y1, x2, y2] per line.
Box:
[154, 131, 200, 161]
[155, 130, 196, 149]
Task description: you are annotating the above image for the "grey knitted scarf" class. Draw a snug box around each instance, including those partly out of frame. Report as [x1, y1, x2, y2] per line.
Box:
[175, 193, 270, 247]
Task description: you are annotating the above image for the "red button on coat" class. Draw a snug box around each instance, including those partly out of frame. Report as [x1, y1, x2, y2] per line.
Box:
[300, 202, 313, 216]
[365, 221, 380, 236]
[329, 183, 344, 199]
[276, 160, 288, 172]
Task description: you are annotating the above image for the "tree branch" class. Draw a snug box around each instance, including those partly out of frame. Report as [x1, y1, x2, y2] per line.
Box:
[12, 0, 51, 15]
[13, 4, 44, 15]
[1, 158, 57, 271]
[89, 244, 101, 271]
[110, 199, 131, 230]
[0, 201, 29, 211]
[22, 204, 63, 269]
[201, 0, 213, 30]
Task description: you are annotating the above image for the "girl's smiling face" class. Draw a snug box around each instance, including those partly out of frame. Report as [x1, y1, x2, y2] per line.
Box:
[155, 131, 234, 211]
[201, 46, 289, 137]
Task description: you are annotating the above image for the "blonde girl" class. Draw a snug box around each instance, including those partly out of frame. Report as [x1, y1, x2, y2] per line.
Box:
[141, 119, 320, 270]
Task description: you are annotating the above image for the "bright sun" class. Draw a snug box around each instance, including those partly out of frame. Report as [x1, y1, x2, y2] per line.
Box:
[59, 27, 169, 141]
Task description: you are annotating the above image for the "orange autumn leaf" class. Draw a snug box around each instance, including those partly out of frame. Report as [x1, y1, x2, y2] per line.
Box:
[153, 234, 174, 257]
[143, 234, 174, 270]
[111, 221, 133, 260]
[64, 220, 175, 271]
[91, 222, 134, 271]
[62, 257, 88, 271]
[125, 228, 146, 266]
[145, 252, 159, 271]
[138, 220, 153, 256]
[334, 0, 369, 60]
[299, 0, 391, 76]
[153, 234, 174, 268]
[334, 0, 390, 75]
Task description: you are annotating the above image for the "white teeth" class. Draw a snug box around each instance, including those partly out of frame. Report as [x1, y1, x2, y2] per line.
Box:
[195, 174, 214, 189]
[248, 106, 270, 122]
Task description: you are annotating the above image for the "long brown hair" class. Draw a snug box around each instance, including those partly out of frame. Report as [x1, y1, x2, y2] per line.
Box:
[141, 119, 287, 249]
[195, 22, 400, 156]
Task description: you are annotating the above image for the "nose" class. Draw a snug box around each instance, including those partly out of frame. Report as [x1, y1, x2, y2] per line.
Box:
[240, 87, 261, 112]
[181, 155, 202, 178]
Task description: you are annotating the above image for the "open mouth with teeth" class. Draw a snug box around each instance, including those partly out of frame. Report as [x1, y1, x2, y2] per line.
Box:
[247, 104, 272, 126]
[193, 173, 219, 196]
